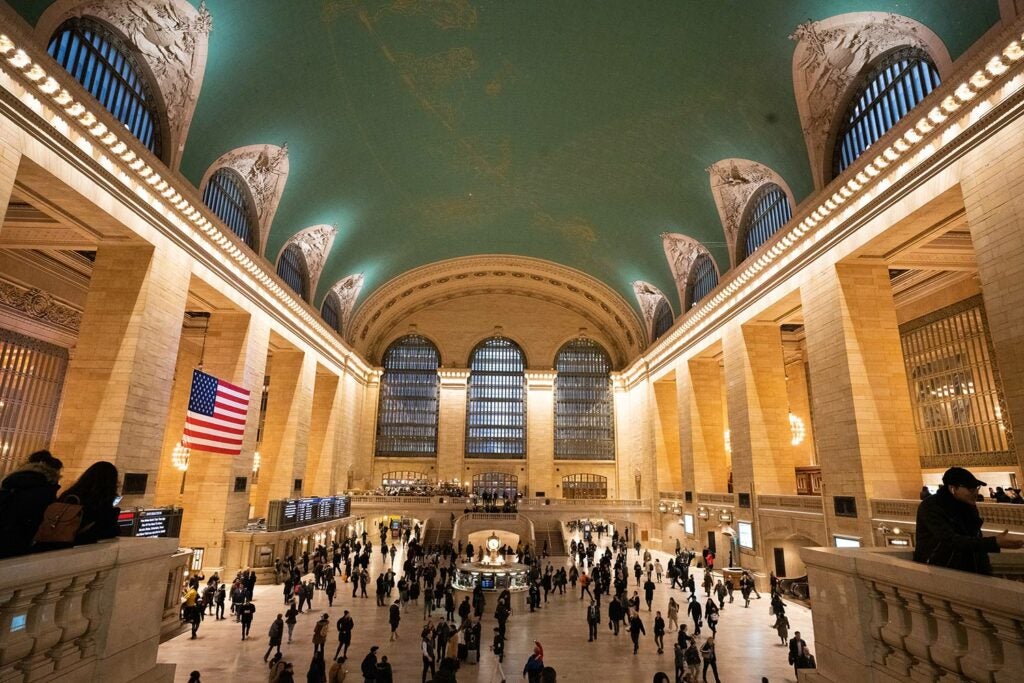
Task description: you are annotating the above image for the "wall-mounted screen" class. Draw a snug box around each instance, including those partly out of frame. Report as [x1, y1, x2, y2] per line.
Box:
[738, 521, 754, 549]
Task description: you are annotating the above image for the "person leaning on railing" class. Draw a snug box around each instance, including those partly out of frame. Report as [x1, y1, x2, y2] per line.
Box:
[913, 467, 1024, 575]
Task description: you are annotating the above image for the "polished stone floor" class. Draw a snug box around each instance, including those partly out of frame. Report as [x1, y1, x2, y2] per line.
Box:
[159, 535, 814, 682]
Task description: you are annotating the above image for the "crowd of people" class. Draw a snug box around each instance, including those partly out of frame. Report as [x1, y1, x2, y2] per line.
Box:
[0, 450, 121, 558]
[370, 482, 469, 498]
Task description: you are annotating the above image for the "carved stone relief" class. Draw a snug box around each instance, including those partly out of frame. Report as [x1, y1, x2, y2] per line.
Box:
[201, 144, 289, 256]
[327, 273, 364, 339]
[0, 280, 82, 331]
[661, 233, 716, 307]
[706, 159, 793, 269]
[789, 12, 951, 189]
[280, 225, 337, 304]
[37, 0, 212, 171]
[631, 281, 667, 335]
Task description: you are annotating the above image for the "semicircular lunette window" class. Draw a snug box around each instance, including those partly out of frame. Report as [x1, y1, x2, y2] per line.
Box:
[743, 184, 792, 259]
[321, 293, 341, 334]
[375, 335, 441, 457]
[652, 298, 674, 341]
[466, 337, 526, 458]
[687, 253, 718, 310]
[276, 244, 308, 300]
[203, 168, 258, 250]
[833, 47, 940, 177]
[48, 17, 163, 159]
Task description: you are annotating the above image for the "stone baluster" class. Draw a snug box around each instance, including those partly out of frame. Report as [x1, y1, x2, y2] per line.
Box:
[19, 578, 72, 680]
[0, 585, 46, 680]
[865, 580, 893, 668]
[875, 582, 913, 678]
[958, 607, 1000, 682]
[919, 594, 967, 676]
[77, 570, 109, 660]
[48, 572, 97, 672]
[985, 612, 1024, 683]
[901, 589, 941, 680]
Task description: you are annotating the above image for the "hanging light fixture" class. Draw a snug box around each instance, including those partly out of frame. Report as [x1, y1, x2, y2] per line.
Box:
[789, 413, 806, 446]
[171, 440, 191, 472]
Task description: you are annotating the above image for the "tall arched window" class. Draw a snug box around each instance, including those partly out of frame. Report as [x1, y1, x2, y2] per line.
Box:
[466, 338, 526, 458]
[277, 244, 308, 300]
[48, 18, 163, 159]
[687, 253, 718, 310]
[555, 339, 614, 460]
[321, 294, 342, 334]
[375, 335, 440, 456]
[203, 168, 257, 249]
[833, 48, 940, 177]
[742, 184, 792, 259]
[652, 299, 673, 341]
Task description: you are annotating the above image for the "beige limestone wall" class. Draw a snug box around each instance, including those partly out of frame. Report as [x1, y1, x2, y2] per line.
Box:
[678, 356, 729, 495]
[785, 357, 817, 466]
[525, 370, 556, 496]
[304, 369, 343, 496]
[652, 377, 682, 492]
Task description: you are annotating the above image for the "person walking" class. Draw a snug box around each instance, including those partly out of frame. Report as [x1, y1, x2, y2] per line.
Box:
[644, 577, 656, 611]
[239, 598, 256, 640]
[522, 641, 544, 683]
[286, 602, 299, 644]
[335, 610, 354, 660]
[313, 613, 331, 656]
[774, 611, 790, 645]
[328, 656, 348, 683]
[667, 597, 679, 632]
[608, 596, 622, 636]
[388, 600, 401, 641]
[360, 646, 379, 682]
[628, 610, 647, 655]
[700, 637, 721, 683]
[684, 639, 701, 681]
[687, 596, 702, 637]
[789, 631, 809, 679]
[420, 633, 435, 683]
[653, 610, 666, 654]
[264, 613, 284, 661]
[586, 599, 600, 642]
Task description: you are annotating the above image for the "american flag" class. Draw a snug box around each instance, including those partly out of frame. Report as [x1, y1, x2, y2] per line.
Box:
[184, 369, 251, 455]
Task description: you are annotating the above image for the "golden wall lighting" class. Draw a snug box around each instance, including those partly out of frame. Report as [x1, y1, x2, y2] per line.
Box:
[789, 413, 806, 446]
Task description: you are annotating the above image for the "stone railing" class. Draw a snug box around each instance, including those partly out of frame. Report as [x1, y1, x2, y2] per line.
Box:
[463, 512, 519, 521]
[0, 538, 187, 683]
[800, 546, 1024, 683]
[758, 494, 825, 515]
[696, 492, 736, 506]
[519, 498, 649, 509]
[349, 495, 471, 506]
[658, 491, 685, 501]
[871, 498, 1024, 533]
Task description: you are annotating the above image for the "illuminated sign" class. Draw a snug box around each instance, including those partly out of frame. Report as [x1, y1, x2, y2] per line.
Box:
[683, 514, 694, 535]
[738, 521, 754, 549]
[834, 535, 862, 548]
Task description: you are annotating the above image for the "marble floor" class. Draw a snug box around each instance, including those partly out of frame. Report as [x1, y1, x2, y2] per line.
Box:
[158, 536, 814, 682]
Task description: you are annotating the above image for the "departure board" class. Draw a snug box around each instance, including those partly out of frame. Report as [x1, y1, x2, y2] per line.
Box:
[267, 495, 352, 531]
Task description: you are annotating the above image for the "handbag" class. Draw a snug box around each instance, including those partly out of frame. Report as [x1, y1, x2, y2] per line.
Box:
[33, 495, 84, 545]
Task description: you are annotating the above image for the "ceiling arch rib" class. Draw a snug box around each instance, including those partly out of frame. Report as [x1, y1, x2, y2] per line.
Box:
[706, 158, 796, 271]
[277, 224, 337, 305]
[351, 255, 645, 369]
[199, 143, 289, 257]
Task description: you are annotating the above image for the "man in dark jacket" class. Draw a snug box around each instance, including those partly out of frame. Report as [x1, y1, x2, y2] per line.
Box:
[0, 450, 63, 558]
[914, 467, 1023, 574]
[360, 646, 379, 682]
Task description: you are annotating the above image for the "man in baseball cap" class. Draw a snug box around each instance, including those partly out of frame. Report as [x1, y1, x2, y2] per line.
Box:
[914, 467, 1023, 574]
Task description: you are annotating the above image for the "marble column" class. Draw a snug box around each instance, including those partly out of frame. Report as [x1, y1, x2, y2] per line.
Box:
[525, 370, 557, 497]
[304, 369, 345, 496]
[50, 243, 191, 504]
[801, 261, 921, 541]
[678, 357, 730, 496]
[436, 369, 470, 484]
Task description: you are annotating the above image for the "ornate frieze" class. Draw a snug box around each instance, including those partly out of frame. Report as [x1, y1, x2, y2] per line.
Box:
[631, 281, 667, 333]
[280, 225, 337, 304]
[37, 0, 212, 170]
[706, 159, 792, 269]
[789, 12, 951, 189]
[0, 280, 82, 331]
[661, 233, 714, 306]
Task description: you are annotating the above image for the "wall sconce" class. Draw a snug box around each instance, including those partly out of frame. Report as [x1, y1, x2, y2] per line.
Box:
[658, 501, 668, 513]
[697, 507, 709, 520]
[789, 413, 806, 446]
[719, 510, 733, 523]
[670, 503, 682, 515]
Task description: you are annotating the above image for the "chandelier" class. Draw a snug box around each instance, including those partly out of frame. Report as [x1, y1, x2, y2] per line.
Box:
[789, 413, 806, 446]
[171, 440, 190, 472]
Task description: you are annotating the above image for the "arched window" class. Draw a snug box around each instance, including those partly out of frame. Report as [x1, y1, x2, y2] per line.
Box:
[47, 18, 163, 159]
[466, 338, 526, 458]
[203, 168, 257, 249]
[375, 335, 440, 456]
[555, 339, 614, 460]
[833, 48, 940, 177]
[276, 244, 308, 300]
[472, 472, 519, 499]
[562, 473, 608, 500]
[652, 299, 673, 341]
[321, 294, 342, 334]
[742, 184, 792, 259]
[687, 253, 718, 310]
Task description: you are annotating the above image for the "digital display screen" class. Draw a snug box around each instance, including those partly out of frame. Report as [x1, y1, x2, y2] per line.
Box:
[10, 614, 26, 632]
[117, 508, 182, 538]
[683, 514, 694, 535]
[481, 576, 495, 589]
[136, 509, 172, 538]
[738, 521, 754, 549]
[117, 510, 137, 535]
[268, 495, 352, 531]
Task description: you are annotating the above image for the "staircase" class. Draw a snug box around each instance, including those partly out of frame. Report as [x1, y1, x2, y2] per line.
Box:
[534, 520, 567, 556]
[421, 518, 453, 547]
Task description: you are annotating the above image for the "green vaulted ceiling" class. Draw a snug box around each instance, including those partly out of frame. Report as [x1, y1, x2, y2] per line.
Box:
[9, 0, 1000, 315]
